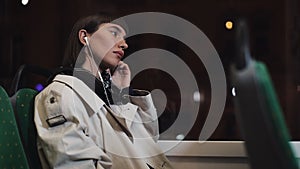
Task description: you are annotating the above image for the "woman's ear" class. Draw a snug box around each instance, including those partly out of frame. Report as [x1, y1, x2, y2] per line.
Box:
[78, 29, 88, 45]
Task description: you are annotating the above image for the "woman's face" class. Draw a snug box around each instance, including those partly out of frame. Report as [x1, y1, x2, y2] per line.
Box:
[88, 23, 128, 70]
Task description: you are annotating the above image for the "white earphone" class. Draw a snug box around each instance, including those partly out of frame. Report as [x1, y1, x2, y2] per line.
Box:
[84, 36, 93, 58]
[83, 36, 96, 73]
[83, 36, 111, 106]
[84, 36, 89, 46]
[84, 35, 108, 92]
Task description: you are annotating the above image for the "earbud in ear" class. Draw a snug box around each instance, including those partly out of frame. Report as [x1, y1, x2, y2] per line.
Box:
[84, 36, 89, 46]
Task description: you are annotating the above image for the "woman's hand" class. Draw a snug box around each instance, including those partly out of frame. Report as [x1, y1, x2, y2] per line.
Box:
[111, 61, 131, 89]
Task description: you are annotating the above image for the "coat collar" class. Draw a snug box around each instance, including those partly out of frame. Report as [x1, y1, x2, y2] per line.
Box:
[53, 74, 135, 137]
[53, 74, 105, 112]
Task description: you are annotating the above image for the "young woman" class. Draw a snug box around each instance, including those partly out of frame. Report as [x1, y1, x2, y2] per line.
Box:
[34, 14, 173, 169]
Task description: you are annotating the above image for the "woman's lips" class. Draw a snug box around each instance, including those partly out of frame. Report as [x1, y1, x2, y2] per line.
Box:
[113, 51, 124, 59]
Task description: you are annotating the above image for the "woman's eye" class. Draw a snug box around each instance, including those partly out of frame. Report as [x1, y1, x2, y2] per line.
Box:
[110, 31, 118, 37]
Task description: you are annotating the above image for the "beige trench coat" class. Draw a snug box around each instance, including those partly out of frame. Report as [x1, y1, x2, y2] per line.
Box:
[34, 75, 173, 169]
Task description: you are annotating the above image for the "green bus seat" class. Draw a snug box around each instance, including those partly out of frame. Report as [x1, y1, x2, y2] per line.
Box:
[0, 86, 30, 169]
[11, 88, 41, 169]
[231, 19, 299, 169]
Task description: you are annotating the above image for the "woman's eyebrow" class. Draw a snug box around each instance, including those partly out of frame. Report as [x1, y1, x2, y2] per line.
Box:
[109, 25, 125, 34]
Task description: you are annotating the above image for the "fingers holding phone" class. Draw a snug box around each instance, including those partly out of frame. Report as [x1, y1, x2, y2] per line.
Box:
[111, 61, 131, 89]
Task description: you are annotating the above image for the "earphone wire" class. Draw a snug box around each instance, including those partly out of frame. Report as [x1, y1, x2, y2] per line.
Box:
[85, 37, 111, 107]
[85, 37, 95, 74]
[97, 71, 111, 107]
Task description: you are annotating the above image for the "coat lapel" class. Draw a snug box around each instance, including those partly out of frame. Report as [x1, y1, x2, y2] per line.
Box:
[53, 75, 133, 138]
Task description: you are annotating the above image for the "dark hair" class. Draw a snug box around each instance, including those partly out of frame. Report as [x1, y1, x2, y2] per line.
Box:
[63, 13, 114, 67]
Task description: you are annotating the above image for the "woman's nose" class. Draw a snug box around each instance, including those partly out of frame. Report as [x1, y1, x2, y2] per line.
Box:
[118, 40, 128, 50]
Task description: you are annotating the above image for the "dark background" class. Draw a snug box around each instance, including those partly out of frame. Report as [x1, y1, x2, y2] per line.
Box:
[1, 0, 300, 140]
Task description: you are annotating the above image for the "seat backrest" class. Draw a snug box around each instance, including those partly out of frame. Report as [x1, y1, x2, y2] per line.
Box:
[232, 60, 299, 169]
[10, 64, 53, 95]
[0, 86, 30, 169]
[11, 88, 42, 169]
[231, 19, 299, 169]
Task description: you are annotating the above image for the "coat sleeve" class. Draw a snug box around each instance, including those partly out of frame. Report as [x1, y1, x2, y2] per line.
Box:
[129, 89, 159, 141]
[34, 83, 112, 169]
